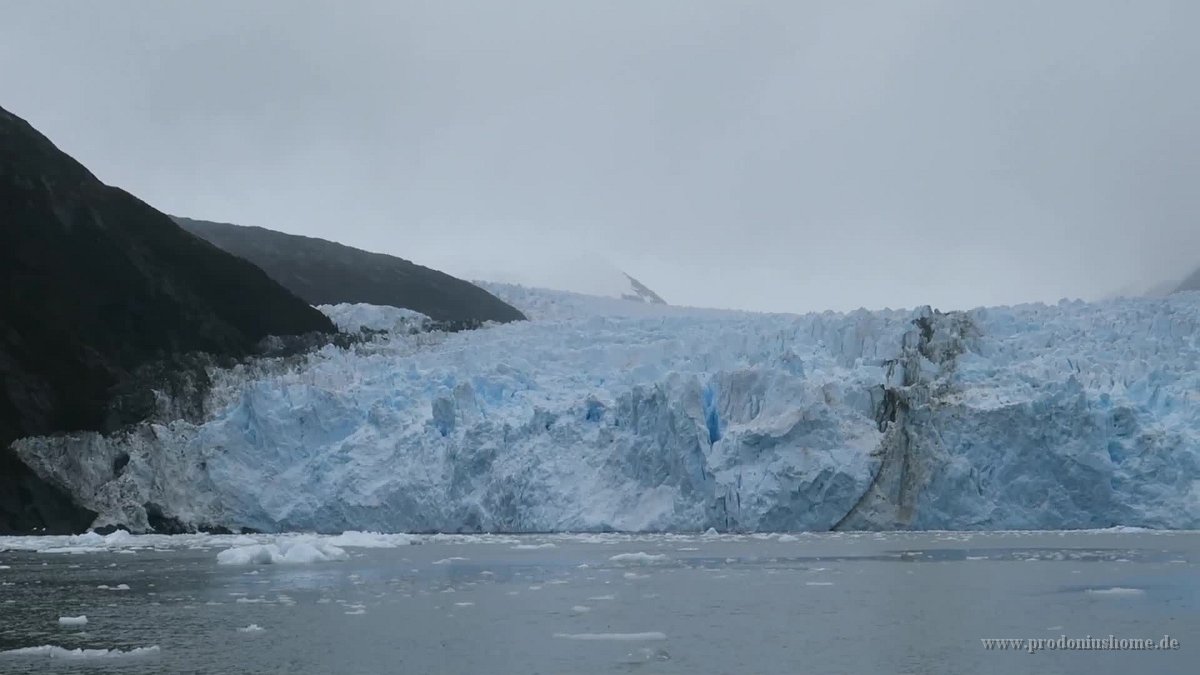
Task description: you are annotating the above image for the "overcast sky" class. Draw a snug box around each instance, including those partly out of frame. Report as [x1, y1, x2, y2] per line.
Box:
[3, 1, 1198, 313]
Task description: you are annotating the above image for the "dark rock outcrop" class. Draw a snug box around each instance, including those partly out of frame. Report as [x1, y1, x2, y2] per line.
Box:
[0, 104, 335, 533]
[174, 217, 526, 325]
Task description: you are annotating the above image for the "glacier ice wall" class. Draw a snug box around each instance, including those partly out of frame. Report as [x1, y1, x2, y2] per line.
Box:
[14, 290, 1200, 533]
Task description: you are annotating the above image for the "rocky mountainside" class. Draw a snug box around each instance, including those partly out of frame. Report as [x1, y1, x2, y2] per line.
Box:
[0, 105, 335, 533]
[173, 217, 526, 327]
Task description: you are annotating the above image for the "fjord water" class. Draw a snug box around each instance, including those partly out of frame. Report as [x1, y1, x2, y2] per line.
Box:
[1, 532, 1195, 674]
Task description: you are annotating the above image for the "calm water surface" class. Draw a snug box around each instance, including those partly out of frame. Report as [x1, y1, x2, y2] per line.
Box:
[0, 531, 1196, 674]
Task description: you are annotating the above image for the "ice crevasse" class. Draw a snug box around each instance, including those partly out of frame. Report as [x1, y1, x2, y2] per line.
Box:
[14, 286, 1200, 533]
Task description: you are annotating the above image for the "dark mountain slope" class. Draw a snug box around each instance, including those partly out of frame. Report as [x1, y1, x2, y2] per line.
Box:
[1176, 266, 1200, 294]
[0, 105, 334, 533]
[174, 217, 526, 325]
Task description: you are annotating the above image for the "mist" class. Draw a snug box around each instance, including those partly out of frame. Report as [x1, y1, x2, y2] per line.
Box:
[3, 0, 1198, 313]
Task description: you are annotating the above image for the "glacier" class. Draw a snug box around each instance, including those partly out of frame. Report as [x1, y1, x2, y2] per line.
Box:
[12, 286, 1200, 533]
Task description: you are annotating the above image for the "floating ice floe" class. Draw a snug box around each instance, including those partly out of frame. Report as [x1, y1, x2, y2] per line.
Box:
[216, 541, 347, 565]
[609, 552, 668, 564]
[325, 531, 417, 548]
[553, 632, 667, 641]
[0, 645, 159, 659]
[1085, 587, 1145, 596]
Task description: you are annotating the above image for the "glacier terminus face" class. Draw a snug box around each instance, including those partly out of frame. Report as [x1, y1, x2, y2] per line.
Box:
[14, 286, 1200, 533]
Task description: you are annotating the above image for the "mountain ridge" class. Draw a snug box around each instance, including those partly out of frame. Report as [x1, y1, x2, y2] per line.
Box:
[174, 217, 526, 326]
[1176, 265, 1200, 294]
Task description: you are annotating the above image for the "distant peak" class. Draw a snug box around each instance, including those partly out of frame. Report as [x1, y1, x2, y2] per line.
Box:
[622, 273, 667, 304]
[468, 254, 668, 305]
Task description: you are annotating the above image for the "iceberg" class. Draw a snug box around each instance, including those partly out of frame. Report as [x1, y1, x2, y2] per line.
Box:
[12, 287, 1200, 532]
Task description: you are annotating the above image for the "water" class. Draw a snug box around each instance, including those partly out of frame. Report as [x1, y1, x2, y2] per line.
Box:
[1, 531, 1196, 674]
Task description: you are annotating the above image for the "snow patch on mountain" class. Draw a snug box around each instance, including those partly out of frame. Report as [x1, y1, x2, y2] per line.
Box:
[475, 283, 738, 322]
[12, 289, 1200, 533]
[471, 254, 665, 305]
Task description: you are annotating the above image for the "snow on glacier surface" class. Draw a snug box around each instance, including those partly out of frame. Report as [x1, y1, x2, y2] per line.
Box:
[317, 303, 430, 333]
[14, 287, 1200, 532]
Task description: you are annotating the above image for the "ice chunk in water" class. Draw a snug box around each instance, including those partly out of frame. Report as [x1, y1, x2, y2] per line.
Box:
[609, 552, 667, 564]
[553, 632, 667, 641]
[325, 531, 416, 548]
[1085, 587, 1145, 596]
[216, 541, 347, 565]
[0, 645, 159, 659]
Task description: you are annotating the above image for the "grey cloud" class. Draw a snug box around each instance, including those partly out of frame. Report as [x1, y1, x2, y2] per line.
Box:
[3, 0, 1197, 312]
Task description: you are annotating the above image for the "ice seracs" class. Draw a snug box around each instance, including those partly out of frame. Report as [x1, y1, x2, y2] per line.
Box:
[317, 303, 430, 334]
[12, 287, 1200, 533]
